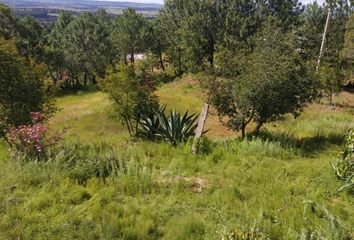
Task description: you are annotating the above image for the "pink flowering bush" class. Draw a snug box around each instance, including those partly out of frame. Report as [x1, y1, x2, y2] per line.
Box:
[6, 112, 62, 160]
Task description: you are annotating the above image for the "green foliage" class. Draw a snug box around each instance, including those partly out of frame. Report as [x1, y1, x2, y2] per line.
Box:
[299, 2, 327, 62]
[164, 215, 205, 240]
[15, 16, 46, 62]
[341, 12, 354, 77]
[319, 62, 345, 104]
[0, 3, 353, 239]
[6, 112, 63, 160]
[0, 93, 354, 239]
[113, 8, 148, 64]
[303, 200, 353, 239]
[47, 10, 114, 89]
[0, 3, 16, 40]
[101, 64, 159, 136]
[159, 0, 305, 74]
[46, 143, 154, 185]
[212, 19, 315, 139]
[137, 106, 199, 146]
[147, 18, 168, 71]
[0, 126, 353, 239]
[154, 109, 198, 146]
[0, 39, 55, 137]
[196, 136, 215, 155]
[333, 129, 354, 193]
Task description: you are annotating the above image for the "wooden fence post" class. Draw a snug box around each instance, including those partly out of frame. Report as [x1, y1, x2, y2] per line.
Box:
[192, 103, 209, 154]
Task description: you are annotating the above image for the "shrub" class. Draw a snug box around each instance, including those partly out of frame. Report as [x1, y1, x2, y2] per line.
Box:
[6, 112, 62, 160]
[196, 136, 215, 155]
[332, 129, 354, 193]
[210, 20, 314, 139]
[137, 106, 199, 146]
[100, 64, 159, 136]
[0, 39, 55, 138]
[49, 143, 154, 186]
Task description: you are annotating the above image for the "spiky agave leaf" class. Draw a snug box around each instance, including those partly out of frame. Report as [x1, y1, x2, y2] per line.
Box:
[137, 106, 200, 146]
[136, 105, 166, 140]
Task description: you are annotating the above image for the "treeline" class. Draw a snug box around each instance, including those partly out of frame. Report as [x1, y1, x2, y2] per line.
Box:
[1, 1, 353, 86]
[0, 1, 353, 139]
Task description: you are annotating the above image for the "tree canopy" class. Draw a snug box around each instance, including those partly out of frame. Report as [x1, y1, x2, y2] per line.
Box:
[0, 39, 54, 137]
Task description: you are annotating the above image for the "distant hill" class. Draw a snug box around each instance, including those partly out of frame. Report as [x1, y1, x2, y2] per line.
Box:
[1, 0, 162, 21]
[1, 0, 162, 11]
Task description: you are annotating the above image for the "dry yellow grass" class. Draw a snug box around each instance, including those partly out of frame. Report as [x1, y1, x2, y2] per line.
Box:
[49, 76, 354, 142]
[50, 92, 129, 143]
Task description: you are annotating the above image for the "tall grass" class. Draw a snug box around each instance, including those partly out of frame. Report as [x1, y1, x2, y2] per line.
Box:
[0, 80, 353, 239]
[0, 134, 353, 239]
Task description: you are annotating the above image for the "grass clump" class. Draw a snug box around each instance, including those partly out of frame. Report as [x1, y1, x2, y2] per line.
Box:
[333, 129, 354, 193]
[0, 81, 353, 239]
[0, 136, 353, 239]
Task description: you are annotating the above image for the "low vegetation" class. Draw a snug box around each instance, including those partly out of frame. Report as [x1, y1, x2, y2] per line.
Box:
[333, 129, 354, 193]
[0, 78, 353, 239]
[0, 0, 353, 239]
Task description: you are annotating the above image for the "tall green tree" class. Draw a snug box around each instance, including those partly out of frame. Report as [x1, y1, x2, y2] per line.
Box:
[46, 11, 73, 86]
[0, 39, 55, 138]
[318, 0, 352, 100]
[65, 11, 114, 85]
[341, 12, 354, 77]
[147, 17, 168, 71]
[113, 8, 148, 65]
[260, 0, 304, 29]
[325, 0, 351, 61]
[299, 2, 327, 62]
[16, 16, 46, 62]
[48, 10, 114, 88]
[159, 0, 229, 73]
[101, 64, 159, 136]
[211, 19, 315, 139]
[0, 4, 16, 40]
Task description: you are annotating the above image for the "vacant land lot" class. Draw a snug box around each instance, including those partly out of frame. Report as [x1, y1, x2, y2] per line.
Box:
[0, 77, 353, 239]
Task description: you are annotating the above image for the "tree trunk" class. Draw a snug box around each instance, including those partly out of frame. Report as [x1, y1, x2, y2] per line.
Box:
[130, 47, 135, 64]
[159, 52, 165, 72]
[254, 122, 264, 135]
[124, 53, 128, 65]
[329, 90, 333, 106]
[92, 75, 97, 85]
[178, 47, 182, 76]
[83, 71, 87, 86]
[241, 123, 246, 140]
[47, 65, 58, 85]
[124, 117, 133, 136]
[207, 33, 215, 67]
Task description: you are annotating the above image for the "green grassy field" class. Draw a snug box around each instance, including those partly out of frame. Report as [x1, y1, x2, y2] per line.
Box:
[0, 77, 353, 239]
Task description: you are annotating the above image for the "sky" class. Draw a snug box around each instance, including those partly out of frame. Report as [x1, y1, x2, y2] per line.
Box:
[101, 0, 325, 4]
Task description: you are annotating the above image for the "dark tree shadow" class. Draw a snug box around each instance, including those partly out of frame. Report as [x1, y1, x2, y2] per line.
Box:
[247, 130, 345, 156]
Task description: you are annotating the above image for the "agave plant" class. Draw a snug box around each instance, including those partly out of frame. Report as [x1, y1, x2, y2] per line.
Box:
[136, 106, 166, 140]
[156, 109, 199, 146]
[137, 106, 199, 146]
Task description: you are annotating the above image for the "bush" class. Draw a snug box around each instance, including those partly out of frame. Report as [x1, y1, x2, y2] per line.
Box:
[0, 39, 55, 137]
[100, 64, 159, 136]
[196, 136, 215, 155]
[48, 143, 154, 186]
[6, 112, 62, 160]
[137, 106, 199, 146]
[154, 65, 176, 84]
